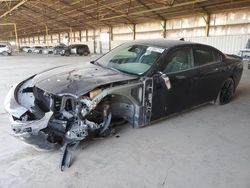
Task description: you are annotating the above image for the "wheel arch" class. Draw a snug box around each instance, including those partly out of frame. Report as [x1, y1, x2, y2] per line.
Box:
[90, 82, 146, 128]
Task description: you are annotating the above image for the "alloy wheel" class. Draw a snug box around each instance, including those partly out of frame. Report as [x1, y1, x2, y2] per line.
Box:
[220, 78, 235, 104]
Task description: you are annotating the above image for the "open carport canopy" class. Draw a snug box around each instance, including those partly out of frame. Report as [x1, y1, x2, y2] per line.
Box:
[0, 0, 250, 40]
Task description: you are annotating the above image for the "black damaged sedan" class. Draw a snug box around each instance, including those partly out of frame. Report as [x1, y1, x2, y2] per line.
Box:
[4, 40, 243, 170]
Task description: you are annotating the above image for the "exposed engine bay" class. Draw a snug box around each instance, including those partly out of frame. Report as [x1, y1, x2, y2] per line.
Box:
[5, 76, 153, 170]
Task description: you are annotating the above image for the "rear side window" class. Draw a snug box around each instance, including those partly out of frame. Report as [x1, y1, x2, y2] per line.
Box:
[194, 46, 222, 66]
[212, 50, 223, 62]
[194, 48, 213, 66]
[0, 45, 6, 48]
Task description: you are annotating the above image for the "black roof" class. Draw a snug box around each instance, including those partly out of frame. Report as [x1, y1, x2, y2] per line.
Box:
[70, 44, 88, 47]
[126, 39, 195, 49]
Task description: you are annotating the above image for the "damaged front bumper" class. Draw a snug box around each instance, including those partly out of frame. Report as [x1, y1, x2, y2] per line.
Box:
[4, 79, 114, 170]
[9, 111, 53, 137]
[5, 84, 56, 150]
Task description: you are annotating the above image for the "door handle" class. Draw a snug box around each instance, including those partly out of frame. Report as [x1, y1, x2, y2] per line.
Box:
[215, 67, 225, 72]
[175, 75, 186, 79]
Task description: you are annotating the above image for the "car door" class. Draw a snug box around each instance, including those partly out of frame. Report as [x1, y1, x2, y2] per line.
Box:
[193, 45, 228, 105]
[151, 46, 198, 121]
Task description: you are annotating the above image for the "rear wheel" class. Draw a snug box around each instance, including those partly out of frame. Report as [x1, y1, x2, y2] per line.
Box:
[77, 47, 84, 56]
[218, 78, 235, 105]
[83, 51, 89, 56]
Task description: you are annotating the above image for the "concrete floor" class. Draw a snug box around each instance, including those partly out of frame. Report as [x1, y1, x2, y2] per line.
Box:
[0, 54, 249, 188]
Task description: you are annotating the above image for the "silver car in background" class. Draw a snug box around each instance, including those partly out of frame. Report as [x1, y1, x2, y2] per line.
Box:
[22, 46, 31, 53]
[42, 46, 54, 55]
[28, 46, 43, 53]
[0, 43, 12, 56]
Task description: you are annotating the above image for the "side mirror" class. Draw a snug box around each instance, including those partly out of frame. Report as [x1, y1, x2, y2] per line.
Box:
[155, 71, 171, 89]
[158, 71, 167, 78]
[155, 71, 166, 77]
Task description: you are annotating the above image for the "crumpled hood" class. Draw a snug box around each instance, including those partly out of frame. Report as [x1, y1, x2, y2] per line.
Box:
[32, 62, 137, 96]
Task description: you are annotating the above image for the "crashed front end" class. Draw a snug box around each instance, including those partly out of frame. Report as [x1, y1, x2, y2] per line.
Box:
[4, 76, 114, 170]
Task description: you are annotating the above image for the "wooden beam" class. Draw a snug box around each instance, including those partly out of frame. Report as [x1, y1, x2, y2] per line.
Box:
[90, 0, 134, 24]
[205, 14, 210, 37]
[99, 0, 207, 21]
[136, 0, 165, 20]
[0, 23, 19, 50]
[93, 29, 96, 54]
[132, 24, 136, 40]
[99, 28, 102, 54]
[0, 0, 28, 19]
[109, 26, 112, 51]
[86, 30, 88, 42]
[13, 23, 19, 51]
[58, 0, 101, 28]
[58, 33, 61, 43]
[162, 20, 167, 38]
[69, 27, 73, 44]
[45, 25, 48, 46]
[79, 30, 82, 42]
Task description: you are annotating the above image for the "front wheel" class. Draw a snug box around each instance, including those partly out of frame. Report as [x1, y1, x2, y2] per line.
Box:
[2, 51, 8, 56]
[217, 78, 235, 105]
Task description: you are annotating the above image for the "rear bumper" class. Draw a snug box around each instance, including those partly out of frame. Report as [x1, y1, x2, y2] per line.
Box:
[234, 63, 244, 88]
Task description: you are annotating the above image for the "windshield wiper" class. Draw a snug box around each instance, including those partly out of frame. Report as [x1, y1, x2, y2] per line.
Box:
[91, 61, 131, 75]
[90, 60, 101, 66]
[105, 66, 121, 73]
[94, 61, 121, 73]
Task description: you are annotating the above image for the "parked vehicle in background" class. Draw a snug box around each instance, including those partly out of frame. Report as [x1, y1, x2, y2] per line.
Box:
[42, 46, 54, 55]
[28, 46, 43, 53]
[60, 44, 90, 56]
[20, 46, 30, 52]
[239, 38, 250, 69]
[0, 43, 12, 56]
[53, 44, 68, 55]
[33, 46, 44, 54]
[22, 46, 31, 53]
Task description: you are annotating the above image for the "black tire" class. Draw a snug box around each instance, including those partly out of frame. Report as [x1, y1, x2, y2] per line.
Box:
[39, 50, 42, 54]
[83, 52, 89, 56]
[2, 51, 8, 56]
[77, 47, 84, 56]
[65, 51, 70, 56]
[218, 78, 235, 105]
[28, 50, 32, 53]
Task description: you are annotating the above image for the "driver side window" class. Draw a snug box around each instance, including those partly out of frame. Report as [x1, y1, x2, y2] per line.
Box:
[163, 48, 194, 74]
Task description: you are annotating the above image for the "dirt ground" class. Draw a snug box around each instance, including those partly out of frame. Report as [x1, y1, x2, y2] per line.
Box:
[0, 54, 249, 188]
